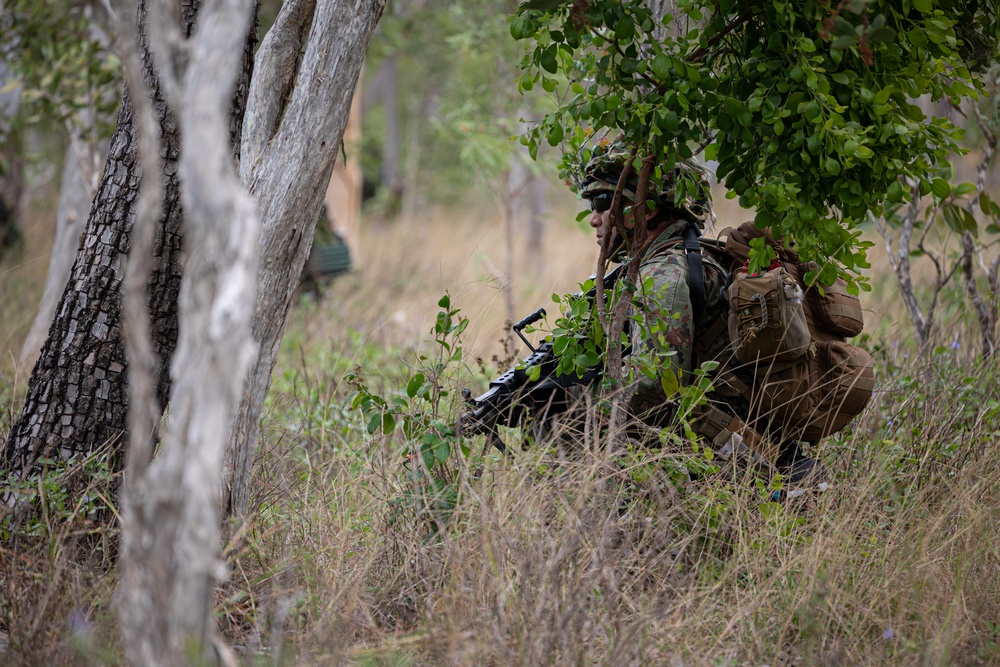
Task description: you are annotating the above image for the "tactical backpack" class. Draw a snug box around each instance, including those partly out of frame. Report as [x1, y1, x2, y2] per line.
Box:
[667, 221, 876, 456]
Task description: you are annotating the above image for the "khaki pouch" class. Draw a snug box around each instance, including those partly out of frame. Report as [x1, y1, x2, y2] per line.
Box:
[727, 265, 811, 365]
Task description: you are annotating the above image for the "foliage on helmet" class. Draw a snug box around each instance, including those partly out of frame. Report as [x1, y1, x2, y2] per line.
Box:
[576, 139, 714, 226]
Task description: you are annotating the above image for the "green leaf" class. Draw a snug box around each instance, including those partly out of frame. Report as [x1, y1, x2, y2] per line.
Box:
[658, 109, 679, 131]
[931, 178, 951, 199]
[546, 122, 564, 146]
[421, 444, 436, 469]
[615, 14, 635, 41]
[539, 47, 558, 74]
[907, 28, 928, 48]
[406, 373, 426, 398]
[659, 369, 679, 396]
[435, 440, 451, 464]
[868, 26, 897, 43]
[651, 54, 671, 80]
[912, 0, 932, 12]
[959, 208, 979, 238]
[941, 205, 963, 234]
[510, 15, 535, 41]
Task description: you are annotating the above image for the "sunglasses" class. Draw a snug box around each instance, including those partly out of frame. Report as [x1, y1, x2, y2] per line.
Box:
[589, 192, 614, 213]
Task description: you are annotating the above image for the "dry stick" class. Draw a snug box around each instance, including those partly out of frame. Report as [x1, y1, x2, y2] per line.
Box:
[594, 146, 638, 336]
[592, 147, 637, 454]
[961, 103, 999, 357]
[891, 181, 935, 352]
[603, 153, 657, 452]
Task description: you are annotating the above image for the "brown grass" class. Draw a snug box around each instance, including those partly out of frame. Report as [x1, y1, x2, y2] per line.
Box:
[3, 185, 1000, 665]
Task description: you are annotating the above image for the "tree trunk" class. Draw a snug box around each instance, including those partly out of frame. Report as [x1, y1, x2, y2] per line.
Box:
[19, 137, 105, 368]
[20, 17, 117, 368]
[0, 56, 23, 261]
[117, 0, 259, 661]
[1, 0, 255, 487]
[382, 53, 403, 205]
[224, 0, 386, 518]
[525, 172, 547, 261]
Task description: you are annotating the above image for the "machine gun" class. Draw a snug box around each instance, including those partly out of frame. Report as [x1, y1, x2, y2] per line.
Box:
[458, 265, 624, 454]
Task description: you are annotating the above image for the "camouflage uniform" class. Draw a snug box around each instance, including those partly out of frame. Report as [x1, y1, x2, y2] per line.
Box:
[627, 220, 730, 427]
[576, 140, 727, 428]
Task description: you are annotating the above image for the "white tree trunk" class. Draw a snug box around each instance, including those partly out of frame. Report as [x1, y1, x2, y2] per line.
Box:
[224, 0, 385, 518]
[118, 0, 258, 663]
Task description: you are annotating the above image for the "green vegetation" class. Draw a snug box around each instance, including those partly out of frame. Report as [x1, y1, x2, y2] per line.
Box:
[512, 0, 1000, 287]
[1, 0, 999, 663]
[3, 207, 1000, 665]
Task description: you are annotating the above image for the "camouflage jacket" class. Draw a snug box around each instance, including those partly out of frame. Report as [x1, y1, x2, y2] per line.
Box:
[626, 220, 730, 426]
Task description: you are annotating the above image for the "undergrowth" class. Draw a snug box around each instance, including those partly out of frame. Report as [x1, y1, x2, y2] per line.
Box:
[208, 303, 1000, 666]
[2, 205, 1000, 665]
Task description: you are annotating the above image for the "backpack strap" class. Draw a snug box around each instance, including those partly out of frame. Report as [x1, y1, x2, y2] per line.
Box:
[682, 223, 706, 321]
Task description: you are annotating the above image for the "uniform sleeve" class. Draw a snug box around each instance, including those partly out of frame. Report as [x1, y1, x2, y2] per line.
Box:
[626, 249, 695, 425]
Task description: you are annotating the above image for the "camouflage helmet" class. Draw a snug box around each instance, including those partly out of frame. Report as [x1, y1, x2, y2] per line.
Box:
[578, 139, 714, 226]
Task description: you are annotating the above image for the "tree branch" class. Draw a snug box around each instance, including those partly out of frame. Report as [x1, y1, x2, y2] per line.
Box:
[686, 6, 757, 63]
[239, 0, 316, 174]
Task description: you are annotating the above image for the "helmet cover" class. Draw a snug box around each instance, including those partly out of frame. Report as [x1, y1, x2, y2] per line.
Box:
[577, 139, 714, 226]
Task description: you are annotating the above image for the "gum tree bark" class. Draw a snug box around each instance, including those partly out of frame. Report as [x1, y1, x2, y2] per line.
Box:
[224, 0, 386, 518]
[0, 0, 255, 484]
[117, 0, 259, 661]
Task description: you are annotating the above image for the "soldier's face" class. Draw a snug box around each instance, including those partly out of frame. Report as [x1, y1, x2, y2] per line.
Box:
[588, 198, 646, 249]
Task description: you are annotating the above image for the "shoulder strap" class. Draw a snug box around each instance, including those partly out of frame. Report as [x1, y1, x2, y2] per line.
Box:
[682, 223, 706, 321]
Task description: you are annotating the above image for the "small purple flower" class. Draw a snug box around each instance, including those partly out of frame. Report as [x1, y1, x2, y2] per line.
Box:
[882, 628, 895, 641]
[951, 340, 960, 350]
[69, 610, 91, 637]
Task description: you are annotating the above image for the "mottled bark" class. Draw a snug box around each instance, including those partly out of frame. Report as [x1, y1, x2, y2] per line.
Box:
[1, 0, 256, 484]
[118, 0, 259, 661]
[225, 0, 386, 518]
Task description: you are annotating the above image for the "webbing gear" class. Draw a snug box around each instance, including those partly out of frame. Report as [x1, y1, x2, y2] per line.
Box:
[682, 223, 706, 321]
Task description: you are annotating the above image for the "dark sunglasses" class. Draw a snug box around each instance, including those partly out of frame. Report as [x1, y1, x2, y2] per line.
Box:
[589, 192, 614, 213]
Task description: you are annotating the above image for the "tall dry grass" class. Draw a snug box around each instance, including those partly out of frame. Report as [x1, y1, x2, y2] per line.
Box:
[2, 186, 999, 665]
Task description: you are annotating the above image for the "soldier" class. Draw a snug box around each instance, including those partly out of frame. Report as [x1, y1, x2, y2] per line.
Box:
[576, 140, 827, 492]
